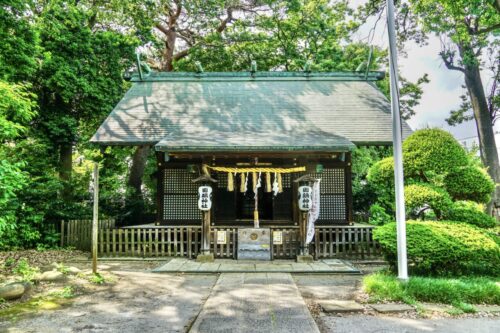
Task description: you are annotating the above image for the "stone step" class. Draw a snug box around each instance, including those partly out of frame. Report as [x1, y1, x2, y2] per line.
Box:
[319, 300, 365, 313]
[370, 303, 415, 313]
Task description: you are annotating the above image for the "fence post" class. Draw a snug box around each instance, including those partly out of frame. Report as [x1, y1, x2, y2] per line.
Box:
[60, 220, 65, 247]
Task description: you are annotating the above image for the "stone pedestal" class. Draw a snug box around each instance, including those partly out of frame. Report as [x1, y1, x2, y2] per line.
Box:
[296, 254, 314, 263]
[196, 253, 214, 263]
[237, 228, 271, 260]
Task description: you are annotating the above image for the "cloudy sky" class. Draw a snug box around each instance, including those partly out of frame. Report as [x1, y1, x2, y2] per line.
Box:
[350, 0, 496, 142]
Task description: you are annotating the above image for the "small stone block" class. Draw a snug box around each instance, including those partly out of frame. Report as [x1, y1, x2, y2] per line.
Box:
[296, 255, 314, 263]
[196, 253, 214, 263]
[371, 303, 414, 313]
[319, 300, 365, 313]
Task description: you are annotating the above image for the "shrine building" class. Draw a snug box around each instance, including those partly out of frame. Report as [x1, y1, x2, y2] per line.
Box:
[90, 69, 412, 261]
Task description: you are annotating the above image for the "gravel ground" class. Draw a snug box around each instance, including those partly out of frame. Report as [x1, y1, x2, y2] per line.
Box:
[1, 260, 218, 333]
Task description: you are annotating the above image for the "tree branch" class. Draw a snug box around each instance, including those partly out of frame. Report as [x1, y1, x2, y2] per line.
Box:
[155, 23, 170, 36]
[216, 8, 234, 33]
[440, 51, 465, 73]
[473, 22, 500, 35]
[173, 49, 189, 61]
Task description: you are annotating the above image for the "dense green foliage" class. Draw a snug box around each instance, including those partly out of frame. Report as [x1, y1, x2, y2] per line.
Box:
[0, 81, 37, 249]
[404, 183, 452, 219]
[351, 146, 392, 220]
[402, 129, 469, 177]
[364, 272, 500, 307]
[367, 128, 495, 225]
[373, 221, 500, 276]
[444, 166, 495, 204]
[368, 204, 392, 226]
[444, 201, 497, 229]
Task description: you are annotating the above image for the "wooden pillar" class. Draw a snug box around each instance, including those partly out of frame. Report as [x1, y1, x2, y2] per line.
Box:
[193, 174, 216, 262]
[201, 210, 211, 255]
[300, 211, 309, 255]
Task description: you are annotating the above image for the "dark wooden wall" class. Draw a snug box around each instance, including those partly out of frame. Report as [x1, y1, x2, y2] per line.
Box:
[156, 152, 352, 226]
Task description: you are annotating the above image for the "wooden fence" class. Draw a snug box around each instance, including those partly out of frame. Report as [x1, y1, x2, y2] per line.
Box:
[60, 219, 115, 251]
[99, 226, 201, 258]
[271, 227, 301, 259]
[60, 220, 380, 259]
[314, 226, 381, 259]
[210, 227, 238, 259]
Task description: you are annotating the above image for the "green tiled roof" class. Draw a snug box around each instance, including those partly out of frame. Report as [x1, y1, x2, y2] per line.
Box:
[90, 71, 413, 151]
[155, 130, 355, 152]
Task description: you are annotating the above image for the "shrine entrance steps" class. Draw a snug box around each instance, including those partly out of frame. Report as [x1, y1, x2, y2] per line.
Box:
[152, 258, 360, 274]
[189, 273, 320, 333]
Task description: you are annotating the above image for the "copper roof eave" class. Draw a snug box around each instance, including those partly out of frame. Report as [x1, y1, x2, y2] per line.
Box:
[128, 70, 386, 82]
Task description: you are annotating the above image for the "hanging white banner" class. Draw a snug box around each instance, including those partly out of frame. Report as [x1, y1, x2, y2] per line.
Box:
[306, 179, 321, 244]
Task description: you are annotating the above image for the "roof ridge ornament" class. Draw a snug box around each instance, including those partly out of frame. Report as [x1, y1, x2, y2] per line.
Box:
[195, 61, 204, 74]
[135, 52, 151, 81]
[251, 60, 257, 75]
[303, 60, 312, 75]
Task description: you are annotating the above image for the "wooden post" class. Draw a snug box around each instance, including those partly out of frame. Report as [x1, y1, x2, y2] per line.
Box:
[92, 163, 99, 274]
[202, 210, 211, 255]
[300, 211, 309, 255]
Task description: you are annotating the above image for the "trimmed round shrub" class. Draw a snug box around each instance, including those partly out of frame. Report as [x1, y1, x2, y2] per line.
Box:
[444, 166, 495, 204]
[444, 201, 497, 229]
[373, 221, 500, 276]
[367, 156, 394, 185]
[403, 129, 469, 176]
[405, 183, 453, 219]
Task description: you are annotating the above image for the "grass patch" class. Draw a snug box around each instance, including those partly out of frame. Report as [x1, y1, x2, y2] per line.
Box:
[363, 272, 500, 305]
[87, 273, 111, 285]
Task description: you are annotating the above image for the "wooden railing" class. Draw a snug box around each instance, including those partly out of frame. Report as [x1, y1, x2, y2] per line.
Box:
[271, 227, 300, 259]
[210, 227, 237, 259]
[60, 219, 115, 251]
[99, 226, 201, 258]
[314, 226, 381, 259]
[60, 220, 380, 259]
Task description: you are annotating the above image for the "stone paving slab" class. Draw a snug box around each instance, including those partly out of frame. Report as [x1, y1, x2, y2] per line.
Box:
[318, 315, 500, 333]
[319, 300, 365, 313]
[371, 303, 415, 313]
[476, 305, 500, 313]
[189, 273, 320, 333]
[152, 259, 360, 274]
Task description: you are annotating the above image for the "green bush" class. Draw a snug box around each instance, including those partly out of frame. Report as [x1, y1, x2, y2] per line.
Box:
[368, 204, 392, 225]
[367, 157, 396, 211]
[444, 166, 495, 204]
[373, 221, 500, 276]
[444, 201, 497, 229]
[405, 183, 453, 219]
[402, 128, 469, 176]
[364, 272, 500, 305]
[367, 156, 394, 185]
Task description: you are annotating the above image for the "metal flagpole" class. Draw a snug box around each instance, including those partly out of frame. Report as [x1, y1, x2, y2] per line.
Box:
[92, 163, 99, 274]
[386, 0, 408, 280]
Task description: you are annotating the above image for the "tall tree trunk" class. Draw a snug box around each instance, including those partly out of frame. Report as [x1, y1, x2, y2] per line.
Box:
[123, 145, 151, 225]
[463, 61, 500, 214]
[128, 145, 151, 195]
[59, 142, 73, 201]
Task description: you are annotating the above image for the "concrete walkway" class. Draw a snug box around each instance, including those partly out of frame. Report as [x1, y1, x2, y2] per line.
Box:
[189, 273, 320, 333]
[318, 315, 500, 333]
[153, 258, 359, 274]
